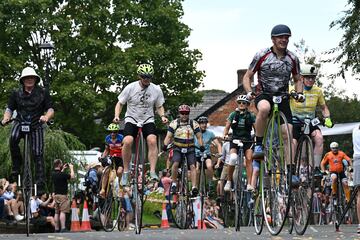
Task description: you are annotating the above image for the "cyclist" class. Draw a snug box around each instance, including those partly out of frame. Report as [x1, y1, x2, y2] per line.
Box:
[290, 64, 333, 177]
[222, 95, 256, 191]
[1, 67, 54, 193]
[217, 131, 232, 198]
[162, 104, 205, 196]
[113, 63, 168, 186]
[195, 116, 222, 191]
[242, 24, 304, 184]
[98, 123, 124, 198]
[352, 124, 360, 233]
[320, 142, 352, 203]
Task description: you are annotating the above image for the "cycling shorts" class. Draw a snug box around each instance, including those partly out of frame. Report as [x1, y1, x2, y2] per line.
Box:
[123, 122, 156, 139]
[255, 93, 292, 124]
[196, 154, 212, 169]
[112, 156, 124, 170]
[292, 123, 320, 140]
[172, 147, 196, 167]
[229, 142, 253, 153]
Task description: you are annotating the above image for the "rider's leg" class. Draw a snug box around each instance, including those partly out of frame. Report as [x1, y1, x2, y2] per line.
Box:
[357, 190, 360, 232]
[100, 167, 110, 197]
[254, 99, 271, 143]
[122, 136, 134, 173]
[312, 130, 324, 168]
[245, 148, 253, 189]
[224, 150, 237, 191]
[205, 158, 214, 181]
[171, 161, 179, 182]
[342, 179, 351, 202]
[146, 134, 158, 179]
[9, 123, 23, 183]
[331, 174, 338, 196]
[251, 160, 260, 189]
[190, 164, 197, 189]
[31, 127, 46, 192]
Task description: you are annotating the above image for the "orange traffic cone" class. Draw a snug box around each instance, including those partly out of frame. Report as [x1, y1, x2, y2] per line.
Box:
[70, 199, 81, 232]
[80, 200, 92, 231]
[161, 202, 170, 228]
[197, 199, 206, 230]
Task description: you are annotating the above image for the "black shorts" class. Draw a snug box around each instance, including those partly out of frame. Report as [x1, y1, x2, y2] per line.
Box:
[196, 154, 212, 169]
[172, 147, 196, 167]
[112, 156, 124, 170]
[292, 123, 320, 140]
[255, 93, 292, 124]
[229, 142, 253, 153]
[123, 122, 157, 139]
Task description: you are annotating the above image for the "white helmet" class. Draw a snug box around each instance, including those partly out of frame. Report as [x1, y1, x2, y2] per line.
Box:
[330, 142, 339, 149]
[300, 64, 318, 76]
[19, 67, 41, 84]
[236, 95, 250, 103]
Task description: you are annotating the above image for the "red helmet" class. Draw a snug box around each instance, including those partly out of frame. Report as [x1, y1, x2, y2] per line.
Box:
[178, 104, 190, 113]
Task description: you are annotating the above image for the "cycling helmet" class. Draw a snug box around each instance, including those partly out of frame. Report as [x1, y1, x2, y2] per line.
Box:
[178, 104, 190, 113]
[137, 64, 154, 76]
[107, 123, 120, 131]
[19, 67, 41, 84]
[236, 95, 250, 103]
[330, 142, 339, 149]
[300, 64, 318, 76]
[271, 24, 292, 37]
[197, 116, 208, 123]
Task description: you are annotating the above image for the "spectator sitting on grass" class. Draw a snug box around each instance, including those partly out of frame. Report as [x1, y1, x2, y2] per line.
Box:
[30, 191, 55, 230]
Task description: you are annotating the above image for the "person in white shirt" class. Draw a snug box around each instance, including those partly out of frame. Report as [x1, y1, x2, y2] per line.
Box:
[30, 192, 55, 230]
[113, 64, 168, 186]
[352, 125, 360, 234]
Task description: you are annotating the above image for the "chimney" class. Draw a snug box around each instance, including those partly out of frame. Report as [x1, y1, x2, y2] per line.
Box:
[237, 69, 254, 88]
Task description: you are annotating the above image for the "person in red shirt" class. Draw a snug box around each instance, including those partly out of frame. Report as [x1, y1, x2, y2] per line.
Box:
[320, 142, 352, 202]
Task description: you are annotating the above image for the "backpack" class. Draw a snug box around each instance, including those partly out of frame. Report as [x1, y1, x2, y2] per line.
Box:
[84, 168, 98, 189]
[230, 110, 252, 132]
[174, 118, 195, 132]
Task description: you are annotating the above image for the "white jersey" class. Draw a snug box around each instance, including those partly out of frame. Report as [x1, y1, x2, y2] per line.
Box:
[118, 81, 165, 125]
[353, 125, 360, 157]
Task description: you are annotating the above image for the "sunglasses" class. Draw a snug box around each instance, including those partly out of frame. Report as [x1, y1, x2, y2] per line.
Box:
[179, 112, 189, 115]
[140, 74, 153, 79]
[237, 101, 248, 105]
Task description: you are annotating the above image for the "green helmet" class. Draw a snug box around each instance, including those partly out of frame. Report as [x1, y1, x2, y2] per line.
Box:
[107, 123, 120, 131]
[137, 64, 154, 76]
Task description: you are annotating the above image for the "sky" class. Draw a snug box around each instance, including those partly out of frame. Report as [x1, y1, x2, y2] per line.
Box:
[181, 0, 360, 96]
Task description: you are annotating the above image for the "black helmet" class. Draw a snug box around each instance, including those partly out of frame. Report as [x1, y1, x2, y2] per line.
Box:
[271, 24, 291, 37]
[197, 116, 208, 123]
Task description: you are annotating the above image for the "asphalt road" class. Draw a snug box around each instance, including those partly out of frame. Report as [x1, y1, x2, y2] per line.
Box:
[0, 225, 359, 240]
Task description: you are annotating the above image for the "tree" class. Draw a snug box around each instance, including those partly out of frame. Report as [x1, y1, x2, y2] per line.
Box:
[0, 0, 204, 148]
[329, 0, 360, 79]
[0, 123, 85, 191]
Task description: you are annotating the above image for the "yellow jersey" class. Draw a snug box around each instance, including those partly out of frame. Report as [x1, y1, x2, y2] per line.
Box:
[290, 85, 325, 120]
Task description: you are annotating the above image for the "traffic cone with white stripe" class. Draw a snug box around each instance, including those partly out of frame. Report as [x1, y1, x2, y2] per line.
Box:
[161, 202, 170, 228]
[70, 199, 81, 232]
[80, 200, 92, 231]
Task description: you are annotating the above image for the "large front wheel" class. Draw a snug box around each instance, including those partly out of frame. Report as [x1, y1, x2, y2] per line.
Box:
[262, 111, 292, 235]
[293, 135, 314, 235]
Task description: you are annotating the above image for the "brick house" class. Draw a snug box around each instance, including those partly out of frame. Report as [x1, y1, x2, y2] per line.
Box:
[190, 69, 255, 135]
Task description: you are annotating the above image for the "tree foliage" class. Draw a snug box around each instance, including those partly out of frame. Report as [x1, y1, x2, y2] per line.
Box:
[0, 0, 204, 148]
[329, 0, 360, 79]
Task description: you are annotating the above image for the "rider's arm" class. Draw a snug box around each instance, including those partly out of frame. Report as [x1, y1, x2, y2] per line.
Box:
[195, 131, 204, 147]
[320, 155, 328, 172]
[2, 109, 12, 124]
[114, 101, 123, 122]
[293, 74, 303, 93]
[156, 105, 168, 123]
[320, 104, 330, 118]
[213, 138, 222, 155]
[40, 108, 54, 123]
[101, 146, 109, 158]
[223, 120, 231, 138]
[243, 69, 255, 93]
[163, 131, 173, 146]
[69, 164, 75, 180]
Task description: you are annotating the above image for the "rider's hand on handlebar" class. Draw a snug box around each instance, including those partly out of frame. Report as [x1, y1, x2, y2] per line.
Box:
[162, 144, 168, 152]
[199, 146, 205, 152]
[295, 92, 306, 102]
[161, 115, 169, 124]
[113, 116, 120, 123]
[246, 91, 255, 101]
[1, 118, 10, 126]
[324, 117, 333, 128]
[39, 115, 49, 123]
